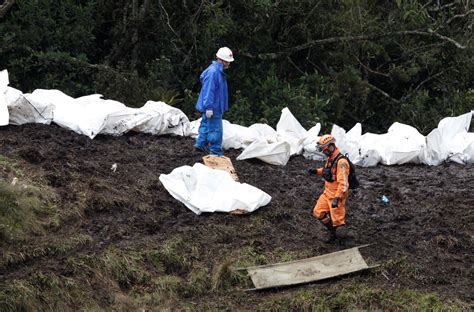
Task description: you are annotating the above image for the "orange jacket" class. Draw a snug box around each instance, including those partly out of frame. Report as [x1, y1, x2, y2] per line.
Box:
[316, 148, 350, 199]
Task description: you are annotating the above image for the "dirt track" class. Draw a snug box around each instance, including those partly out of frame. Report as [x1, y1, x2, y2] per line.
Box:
[0, 123, 473, 307]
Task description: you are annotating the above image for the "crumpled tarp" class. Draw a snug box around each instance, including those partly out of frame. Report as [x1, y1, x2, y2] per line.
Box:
[0, 70, 10, 126]
[236, 140, 292, 166]
[3, 83, 190, 139]
[420, 112, 473, 165]
[6, 87, 54, 125]
[159, 163, 271, 215]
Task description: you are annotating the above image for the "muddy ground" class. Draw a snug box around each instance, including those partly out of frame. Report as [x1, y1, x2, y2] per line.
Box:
[0, 123, 472, 309]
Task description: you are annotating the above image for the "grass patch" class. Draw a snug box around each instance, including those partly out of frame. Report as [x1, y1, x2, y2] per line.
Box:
[0, 234, 93, 268]
[0, 155, 25, 178]
[65, 254, 97, 277]
[178, 269, 212, 298]
[146, 237, 194, 275]
[262, 283, 469, 311]
[101, 246, 149, 290]
[213, 259, 249, 292]
[382, 255, 424, 281]
[0, 180, 44, 242]
[271, 247, 313, 263]
[0, 152, 58, 244]
[0, 272, 99, 312]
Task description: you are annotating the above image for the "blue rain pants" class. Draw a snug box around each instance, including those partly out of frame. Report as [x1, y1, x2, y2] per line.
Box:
[194, 113, 223, 156]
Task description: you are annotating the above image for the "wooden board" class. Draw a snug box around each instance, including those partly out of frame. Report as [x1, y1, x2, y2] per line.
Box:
[244, 246, 375, 290]
[202, 155, 239, 182]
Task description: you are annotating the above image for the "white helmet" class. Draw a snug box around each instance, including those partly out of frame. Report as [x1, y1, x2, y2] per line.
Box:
[216, 47, 234, 62]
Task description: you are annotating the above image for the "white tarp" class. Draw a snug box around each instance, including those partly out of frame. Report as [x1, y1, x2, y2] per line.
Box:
[6, 88, 191, 139]
[132, 101, 190, 136]
[331, 123, 362, 161]
[0, 70, 10, 125]
[237, 140, 291, 166]
[448, 133, 474, 164]
[351, 132, 384, 167]
[302, 123, 323, 160]
[159, 163, 271, 215]
[383, 123, 426, 165]
[27, 89, 112, 139]
[276, 107, 307, 155]
[100, 107, 153, 136]
[248, 123, 280, 143]
[421, 112, 473, 166]
[349, 122, 426, 166]
[6, 87, 54, 125]
[227, 122, 261, 149]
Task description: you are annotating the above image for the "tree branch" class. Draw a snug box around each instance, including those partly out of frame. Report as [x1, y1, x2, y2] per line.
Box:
[0, 0, 15, 19]
[68, 56, 129, 82]
[356, 57, 390, 78]
[398, 67, 454, 103]
[246, 30, 467, 60]
[158, 0, 183, 55]
[365, 81, 400, 104]
[447, 9, 474, 23]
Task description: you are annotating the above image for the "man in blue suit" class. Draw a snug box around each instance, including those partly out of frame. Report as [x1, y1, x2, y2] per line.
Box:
[194, 47, 234, 156]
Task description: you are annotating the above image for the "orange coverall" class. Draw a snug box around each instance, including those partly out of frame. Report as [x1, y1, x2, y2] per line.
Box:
[312, 149, 350, 227]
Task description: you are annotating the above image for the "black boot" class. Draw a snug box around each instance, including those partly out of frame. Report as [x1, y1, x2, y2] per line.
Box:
[323, 224, 337, 243]
[334, 225, 354, 239]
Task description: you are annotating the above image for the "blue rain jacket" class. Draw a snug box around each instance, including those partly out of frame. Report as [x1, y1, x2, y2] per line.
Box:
[195, 61, 228, 115]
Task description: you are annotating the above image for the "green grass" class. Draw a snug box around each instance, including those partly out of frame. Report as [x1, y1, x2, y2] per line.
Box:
[0, 179, 57, 243]
[1, 234, 93, 268]
[261, 283, 470, 311]
[0, 155, 25, 178]
[213, 259, 248, 292]
[145, 237, 194, 275]
[382, 255, 428, 282]
[0, 272, 99, 312]
[101, 246, 149, 290]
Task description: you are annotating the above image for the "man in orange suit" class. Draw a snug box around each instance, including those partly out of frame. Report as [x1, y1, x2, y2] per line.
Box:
[307, 134, 351, 242]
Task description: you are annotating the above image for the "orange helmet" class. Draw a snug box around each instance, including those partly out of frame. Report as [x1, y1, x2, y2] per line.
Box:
[317, 134, 335, 152]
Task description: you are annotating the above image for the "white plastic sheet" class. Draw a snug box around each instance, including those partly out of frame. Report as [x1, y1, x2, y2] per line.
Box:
[101, 107, 152, 136]
[159, 163, 271, 215]
[352, 132, 384, 167]
[26, 89, 111, 138]
[302, 123, 323, 160]
[446, 132, 474, 164]
[6, 87, 54, 125]
[132, 101, 190, 136]
[332, 123, 362, 161]
[237, 140, 291, 166]
[0, 70, 10, 126]
[421, 112, 473, 166]
[276, 107, 307, 155]
[383, 123, 425, 165]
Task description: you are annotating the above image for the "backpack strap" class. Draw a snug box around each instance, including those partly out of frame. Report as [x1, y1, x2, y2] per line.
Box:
[332, 153, 351, 175]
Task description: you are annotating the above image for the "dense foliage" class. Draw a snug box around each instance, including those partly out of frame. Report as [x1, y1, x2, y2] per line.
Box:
[1, 0, 472, 133]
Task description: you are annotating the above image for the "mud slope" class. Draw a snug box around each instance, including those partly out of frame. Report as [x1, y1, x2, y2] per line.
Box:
[0, 123, 472, 308]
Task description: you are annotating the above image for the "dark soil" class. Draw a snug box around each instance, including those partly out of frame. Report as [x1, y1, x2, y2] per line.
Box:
[0, 123, 473, 307]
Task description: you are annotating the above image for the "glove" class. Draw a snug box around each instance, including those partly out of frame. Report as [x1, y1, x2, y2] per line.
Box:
[307, 168, 317, 175]
[331, 197, 340, 208]
[205, 109, 213, 118]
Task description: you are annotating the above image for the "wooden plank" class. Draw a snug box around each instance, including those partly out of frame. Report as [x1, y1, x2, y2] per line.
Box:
[202, 155, 239, 182]
[245, 247, 371, 290]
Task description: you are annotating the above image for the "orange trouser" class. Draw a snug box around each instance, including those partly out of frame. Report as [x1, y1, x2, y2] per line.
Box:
[313, 192, 347, 227]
